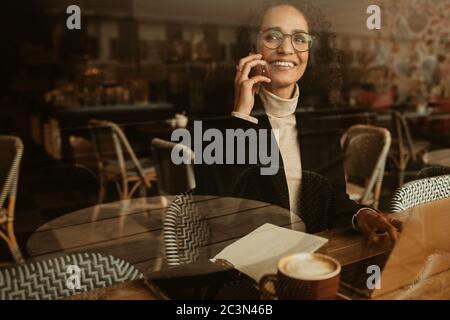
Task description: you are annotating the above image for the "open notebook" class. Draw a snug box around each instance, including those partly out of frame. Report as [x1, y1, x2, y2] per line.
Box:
[211, 223, 328, 282]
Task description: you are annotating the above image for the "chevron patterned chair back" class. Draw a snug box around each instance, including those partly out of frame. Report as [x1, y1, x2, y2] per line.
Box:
[0, 135, 24, 263]
[390, 175, 450, 212]
[163, 192, 210, 267]
[0, 252, 143, 300]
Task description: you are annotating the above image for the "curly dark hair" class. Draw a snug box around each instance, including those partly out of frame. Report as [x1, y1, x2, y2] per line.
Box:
[237, 0, 343, 107]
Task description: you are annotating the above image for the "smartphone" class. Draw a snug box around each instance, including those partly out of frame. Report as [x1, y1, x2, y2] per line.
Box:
[249, 45, 270, 79]
[249, 63, 268, 78]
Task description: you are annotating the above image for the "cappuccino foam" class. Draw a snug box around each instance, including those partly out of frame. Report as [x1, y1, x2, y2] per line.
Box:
[282, 255, 337, 279]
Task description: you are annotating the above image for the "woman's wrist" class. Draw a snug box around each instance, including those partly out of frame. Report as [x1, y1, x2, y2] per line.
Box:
[231, 111, 258, 124]
[233, 105, 252, 116]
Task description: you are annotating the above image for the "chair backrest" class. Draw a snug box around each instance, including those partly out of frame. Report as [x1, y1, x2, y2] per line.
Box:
[0, 136, 23, 213]
[390, 175, 450, 212]
[341, 124, 391, 204]
[163, 192, 210, 267]
[89, 119, 146, 180]
[151, 138, 195, 195]
[416, 166, 450, 180]
[390, 111, 416, 160]
[69, 135, 98, 172]
[0, 252, 143, 300]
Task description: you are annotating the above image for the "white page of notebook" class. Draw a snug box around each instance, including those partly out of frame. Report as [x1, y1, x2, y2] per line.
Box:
[212, 223, 328, 282]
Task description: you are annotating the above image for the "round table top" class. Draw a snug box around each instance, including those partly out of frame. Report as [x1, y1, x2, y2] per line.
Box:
[27, 195, 301, 280]
[423, 149, 450, 167]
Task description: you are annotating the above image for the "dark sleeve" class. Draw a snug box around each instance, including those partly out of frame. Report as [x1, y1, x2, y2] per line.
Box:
[317, 131, 368, 229]
[192, 115, 260, 197]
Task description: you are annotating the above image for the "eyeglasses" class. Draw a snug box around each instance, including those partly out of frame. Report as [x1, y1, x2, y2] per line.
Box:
[258, 29, 315, 52]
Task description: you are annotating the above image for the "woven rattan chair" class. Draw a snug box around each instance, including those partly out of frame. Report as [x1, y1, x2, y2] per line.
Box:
[89, 120, 156, 201]
[388, 111, 429, 186]
[69, 135, 98, 172]
[0, 252, 143, 300]
[390, 175, 450, 212]
[341, 125, 391, 209]
[151, 138, 195, 195]
[0, 136, 24, 263]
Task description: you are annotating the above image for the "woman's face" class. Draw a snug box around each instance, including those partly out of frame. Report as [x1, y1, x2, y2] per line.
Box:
[257, 5, 310, 90]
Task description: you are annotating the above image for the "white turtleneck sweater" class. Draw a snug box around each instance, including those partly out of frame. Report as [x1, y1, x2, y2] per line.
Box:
[231, 84, 304, 230]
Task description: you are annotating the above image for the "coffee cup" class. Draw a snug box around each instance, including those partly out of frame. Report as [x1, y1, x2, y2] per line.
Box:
[259, 253, 341, 300]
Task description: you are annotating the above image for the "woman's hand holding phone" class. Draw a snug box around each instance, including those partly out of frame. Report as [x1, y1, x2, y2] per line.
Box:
[234, 53, 271, 116]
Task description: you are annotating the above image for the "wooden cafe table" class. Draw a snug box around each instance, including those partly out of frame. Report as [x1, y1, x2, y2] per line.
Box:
[26, 196, 450, 300]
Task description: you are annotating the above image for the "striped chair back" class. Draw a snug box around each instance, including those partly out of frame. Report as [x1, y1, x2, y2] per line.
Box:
[0, 252, 143, 300]
[163, 192, 210, 267]
[390, 175, 450, 212]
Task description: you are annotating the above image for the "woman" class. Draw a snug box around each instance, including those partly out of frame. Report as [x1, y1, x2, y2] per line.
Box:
[196, 0, 401, 242]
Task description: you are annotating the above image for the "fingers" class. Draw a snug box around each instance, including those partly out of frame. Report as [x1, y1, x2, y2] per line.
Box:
[240, 75, 271, 95]
[358, 220, 373, 239]
[236, 53, 263, 73]
[357, 210, 401, 245]
[368, 230, 381, 245]
[388, 226, 398, 244]
[235, 60, 267, 86]
[248, 75, 272, 85]
[233, 54, 268, 115]
[252, 75, 272, 94]
[359, 222, 381, 245]
[241, 59, 267, 80]
[370, 215, 399, 244]
[235, 54, 266, 84]
[389, 218, 403, 232]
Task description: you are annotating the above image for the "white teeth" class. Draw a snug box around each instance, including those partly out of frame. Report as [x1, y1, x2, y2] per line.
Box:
[271, 61, 295, 68]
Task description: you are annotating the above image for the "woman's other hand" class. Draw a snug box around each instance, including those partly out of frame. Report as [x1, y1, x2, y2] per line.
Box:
[355, 209, 403, 246]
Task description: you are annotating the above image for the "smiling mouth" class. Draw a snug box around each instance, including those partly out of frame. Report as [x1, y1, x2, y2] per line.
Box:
[270, 60, 297, 69]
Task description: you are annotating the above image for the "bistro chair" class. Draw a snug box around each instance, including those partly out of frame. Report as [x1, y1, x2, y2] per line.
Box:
[162, 192, 251, 299]
[151, 138, 195, 195]
[388, 111, 429, 186]
[163, 191, 210, 267]
[341, 125, 391, 209]
[89, 120, 157, 202]
[416, 166, 450, 180]
[0, 136, 24, 264]
[161, 192, 219, 299]
[69, 135, 98, 172]
[0, 252, 143, 300]
[390, 175, 450, 212]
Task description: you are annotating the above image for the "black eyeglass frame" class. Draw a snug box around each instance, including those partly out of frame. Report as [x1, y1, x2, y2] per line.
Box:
[257, 29, 316, 52]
